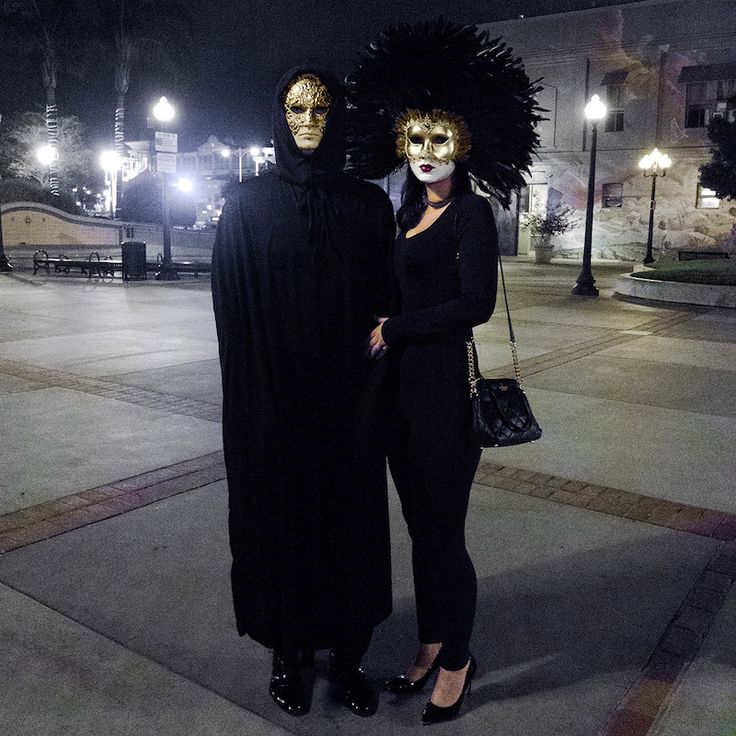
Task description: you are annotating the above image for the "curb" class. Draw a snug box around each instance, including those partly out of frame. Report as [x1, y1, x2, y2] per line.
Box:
[615, 273, 736, 309]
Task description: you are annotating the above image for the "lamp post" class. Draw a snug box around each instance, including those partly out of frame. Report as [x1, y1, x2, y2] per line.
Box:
[99, 150, 121, 218]
[638, 148, 672, 264]
[572, 93, 607, 297]
[250, 146, 266, 176]
[0, 114, 12, 272]
[221, 146, 247, 182]
[152, 96, 179, 281]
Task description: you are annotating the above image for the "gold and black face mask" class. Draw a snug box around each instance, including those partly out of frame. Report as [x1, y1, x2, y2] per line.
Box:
[283, 74, 331, 137]
[395, 108, 471, 164]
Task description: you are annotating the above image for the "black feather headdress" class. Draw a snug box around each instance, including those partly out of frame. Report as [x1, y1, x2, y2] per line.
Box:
[346, 19, 544, 208]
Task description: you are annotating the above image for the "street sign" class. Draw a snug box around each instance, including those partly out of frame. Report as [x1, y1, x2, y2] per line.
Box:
[155, 131, 178, 153]
[157, 152, 177, 173]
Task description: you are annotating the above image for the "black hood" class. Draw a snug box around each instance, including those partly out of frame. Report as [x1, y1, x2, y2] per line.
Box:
[272, 65, 347, 187]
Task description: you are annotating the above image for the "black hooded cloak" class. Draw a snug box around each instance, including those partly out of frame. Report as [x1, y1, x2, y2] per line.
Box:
[211, 66, 395, 652]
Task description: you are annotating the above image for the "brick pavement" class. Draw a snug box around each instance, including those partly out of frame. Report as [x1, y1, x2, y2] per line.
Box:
[1, 262, 733, 735]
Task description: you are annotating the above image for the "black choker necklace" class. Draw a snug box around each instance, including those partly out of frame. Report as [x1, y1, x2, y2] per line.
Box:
[426, 195, 454, 209]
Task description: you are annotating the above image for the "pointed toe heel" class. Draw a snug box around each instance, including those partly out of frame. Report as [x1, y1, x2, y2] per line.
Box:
[420, 655, 476, 726]
[384, 658, 440, 694]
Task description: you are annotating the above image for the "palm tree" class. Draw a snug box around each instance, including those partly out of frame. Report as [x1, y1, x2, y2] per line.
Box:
[90, 0, 192, 213]
[0, 1, 85, 197]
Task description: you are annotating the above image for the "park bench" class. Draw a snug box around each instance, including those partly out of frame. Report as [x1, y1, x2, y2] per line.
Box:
[155, 253, 211, 277]
[32, 249, 211, 280]
[33, 249, 122, 278]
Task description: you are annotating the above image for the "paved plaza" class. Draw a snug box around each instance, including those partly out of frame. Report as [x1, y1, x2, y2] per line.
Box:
[0, 261, 734, 736]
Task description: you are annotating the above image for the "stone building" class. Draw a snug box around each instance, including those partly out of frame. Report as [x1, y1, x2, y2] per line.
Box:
[475, 0, 736, 260]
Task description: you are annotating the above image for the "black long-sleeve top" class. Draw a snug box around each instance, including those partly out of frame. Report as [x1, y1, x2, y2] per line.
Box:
[382, 192, 498, 346]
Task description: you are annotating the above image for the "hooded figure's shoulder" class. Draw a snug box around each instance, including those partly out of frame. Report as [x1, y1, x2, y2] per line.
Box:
[221, 172, 280, 212]
[335, 172, 393, 210]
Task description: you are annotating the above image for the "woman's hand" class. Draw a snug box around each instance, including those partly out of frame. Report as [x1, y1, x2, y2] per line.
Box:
[366, 317, 389, 359]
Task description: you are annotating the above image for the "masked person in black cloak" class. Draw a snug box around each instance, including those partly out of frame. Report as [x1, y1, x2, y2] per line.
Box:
[211, 67, 394, 718]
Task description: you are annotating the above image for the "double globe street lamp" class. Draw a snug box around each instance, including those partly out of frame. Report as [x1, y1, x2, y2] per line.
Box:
[221, 145, 265, 181]
[573, 93, 607, 297]
[639, 147, 672, 264]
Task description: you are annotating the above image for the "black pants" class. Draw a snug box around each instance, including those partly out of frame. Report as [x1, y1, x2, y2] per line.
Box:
[388, 440, 481, 671]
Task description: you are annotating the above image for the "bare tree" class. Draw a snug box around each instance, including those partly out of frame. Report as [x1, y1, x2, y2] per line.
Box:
[90, 0, 192, 211]
[0, 1, 87, 197]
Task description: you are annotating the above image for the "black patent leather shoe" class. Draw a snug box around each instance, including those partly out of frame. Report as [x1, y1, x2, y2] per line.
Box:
[384, 658, 440, 694]
[329, 650, 379, 717]
[421, 655, 476, 725]
[269, 651, 310, 717]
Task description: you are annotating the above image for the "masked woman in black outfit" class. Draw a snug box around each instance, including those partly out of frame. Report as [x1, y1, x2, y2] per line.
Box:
[348, 21, 543, 725]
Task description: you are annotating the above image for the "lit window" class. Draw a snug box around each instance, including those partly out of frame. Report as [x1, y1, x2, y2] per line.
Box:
[696, 184, 720, 209]
[602, 183, 623, 208]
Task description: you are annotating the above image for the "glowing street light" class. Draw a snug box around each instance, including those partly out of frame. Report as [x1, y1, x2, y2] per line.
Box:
[250, 146, 267, 176]
[176, 177, 193, 193]
[572, 94, 607, 297]
[153, 96, 175, 123]
[99, 150, 121, 218]
[153, 95, 179, 281]
[36, 144, 57, 168]
[221, 146, 247, 182]
[639, 148, 672, 264]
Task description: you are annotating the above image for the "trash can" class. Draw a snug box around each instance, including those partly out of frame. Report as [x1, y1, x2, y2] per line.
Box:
[122, 241, 147, 281]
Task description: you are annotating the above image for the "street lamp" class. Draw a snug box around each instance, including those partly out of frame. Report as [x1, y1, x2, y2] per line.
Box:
[99, 150, 121, 218]
[250, 146, 266, 176]
[152, 95, 179, 281]
[36, 144, 57, 187]
[0, 114, 12, 272]
[639, 147, 672, 264]
[573, 93, 607, 297]
[221, 146, 248, 182]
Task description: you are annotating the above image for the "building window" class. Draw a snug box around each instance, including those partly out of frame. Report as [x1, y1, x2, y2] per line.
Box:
[605, 85, 624, 132]
[602, 183, 623, 208]
[695, 184, 720, 209]
[685, 78, 736, 128]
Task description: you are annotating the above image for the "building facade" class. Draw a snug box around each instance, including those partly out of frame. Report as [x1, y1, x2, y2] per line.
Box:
[121, 135, 274, 227]
[477, 0, 736, 260]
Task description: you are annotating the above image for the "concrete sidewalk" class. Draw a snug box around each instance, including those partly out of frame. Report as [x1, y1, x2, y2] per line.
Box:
[0, 262, 734, 736]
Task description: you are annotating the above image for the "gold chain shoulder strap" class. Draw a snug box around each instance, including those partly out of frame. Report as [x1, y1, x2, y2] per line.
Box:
[455, 209, 524, 399]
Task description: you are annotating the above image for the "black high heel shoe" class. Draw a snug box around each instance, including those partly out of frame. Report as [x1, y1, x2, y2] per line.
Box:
[420, 655, 476, 725]
[269, 650, 310, 717]
[384, 658, 440, 694]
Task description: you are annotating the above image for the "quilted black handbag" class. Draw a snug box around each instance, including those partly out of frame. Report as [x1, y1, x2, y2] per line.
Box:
[466, 252, 542, 448]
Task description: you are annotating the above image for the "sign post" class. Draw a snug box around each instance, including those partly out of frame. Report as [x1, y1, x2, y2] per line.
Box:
[154, 131, 179, 281]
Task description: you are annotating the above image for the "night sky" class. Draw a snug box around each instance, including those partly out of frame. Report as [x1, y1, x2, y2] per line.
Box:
[0, 0, 646, 152]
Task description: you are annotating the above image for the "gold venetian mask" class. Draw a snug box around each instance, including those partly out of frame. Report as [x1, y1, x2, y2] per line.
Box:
[395, 109, 471, 164]
[283, 74, 331, 150]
